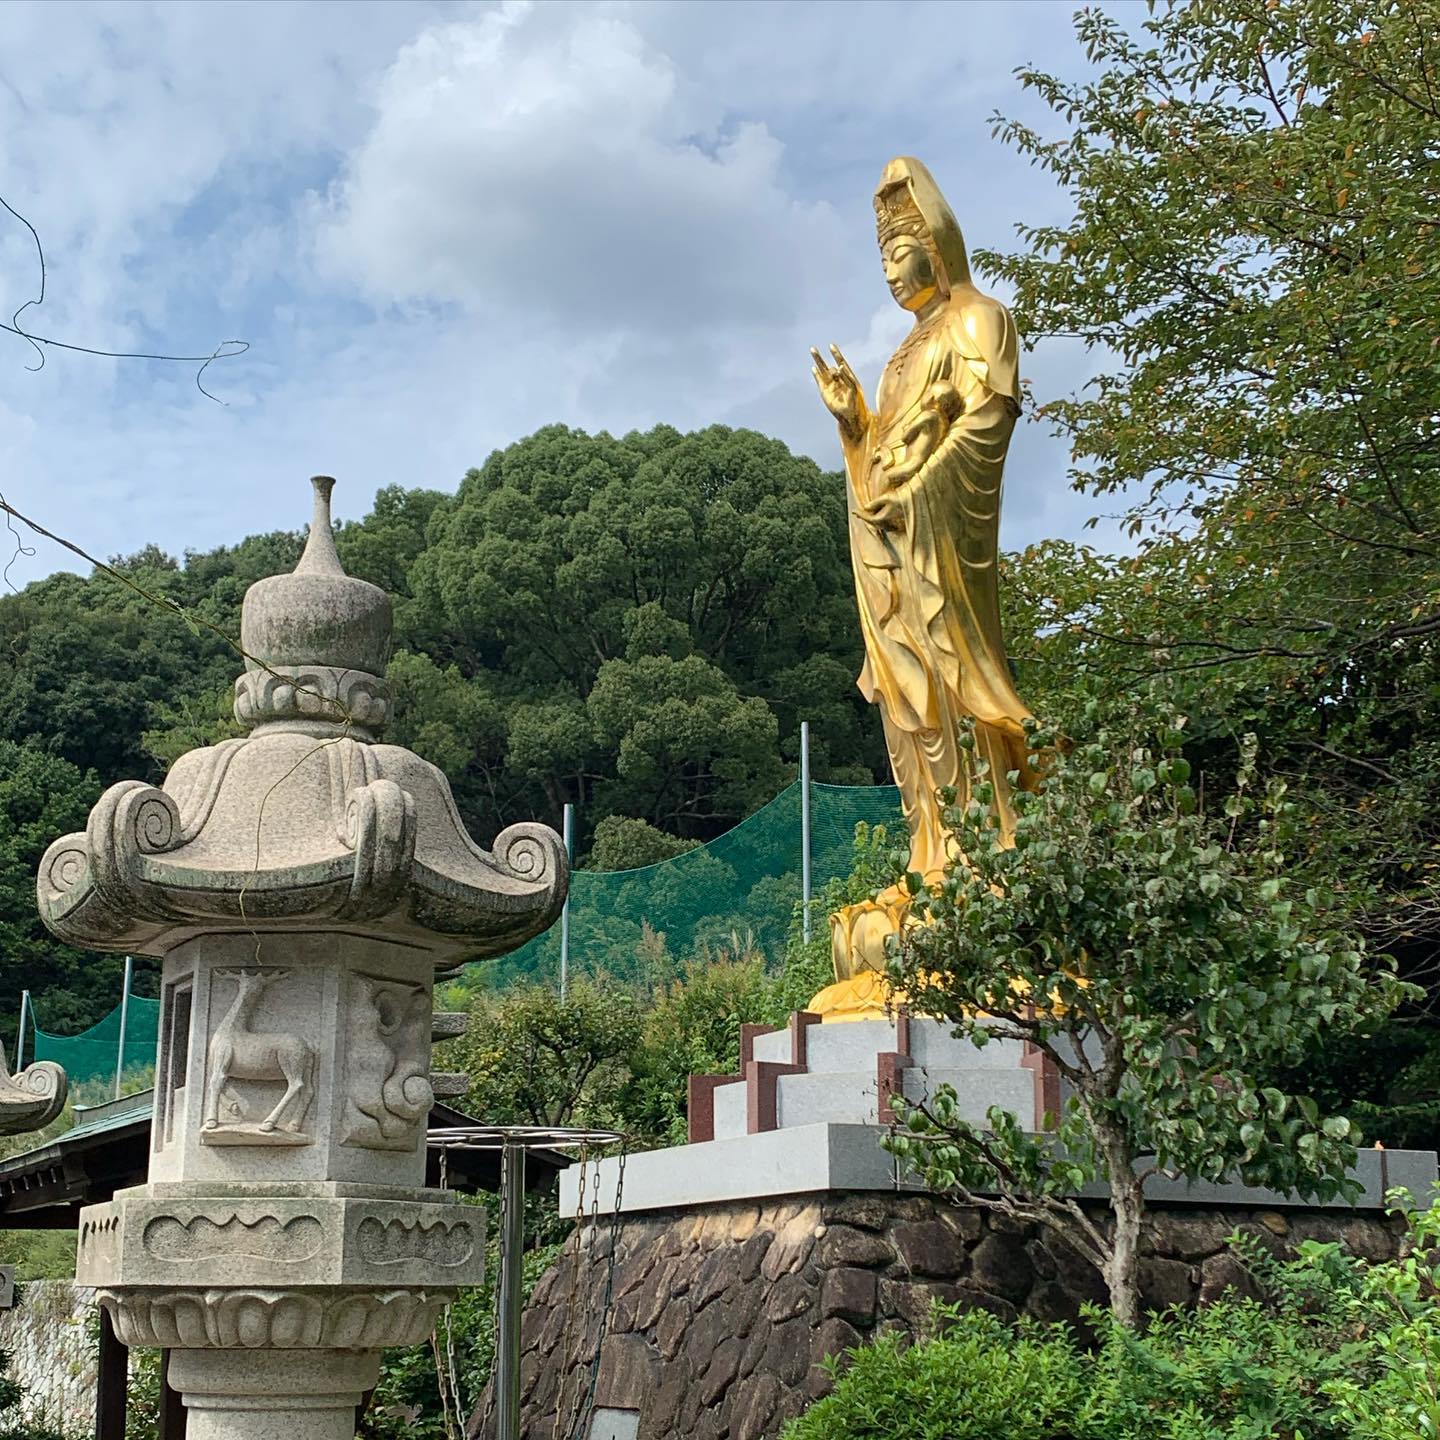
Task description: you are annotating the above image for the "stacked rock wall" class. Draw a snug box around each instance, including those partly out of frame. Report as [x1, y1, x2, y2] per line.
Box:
[479, 1191, 1405, 1440]
[0, 1281, 98, 1437]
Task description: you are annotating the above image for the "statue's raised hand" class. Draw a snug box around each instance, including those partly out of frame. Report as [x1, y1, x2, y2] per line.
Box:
[811, 345, 865, 438]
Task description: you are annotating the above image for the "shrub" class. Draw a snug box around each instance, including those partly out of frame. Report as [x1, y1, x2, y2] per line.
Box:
[783, 1202, 1440, 1440]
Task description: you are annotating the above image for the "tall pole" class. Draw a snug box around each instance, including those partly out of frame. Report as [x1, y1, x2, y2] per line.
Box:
[14, 991, 29, 1071]
[114, 956, 133, 1100]
[801, 720, 813, 943]
[559, 802, 574, 1002]
[495, 1139, 526, 1440]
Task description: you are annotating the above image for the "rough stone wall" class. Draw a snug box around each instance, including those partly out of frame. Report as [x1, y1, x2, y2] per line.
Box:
[478, 1191, 1406, 1440]
[0, 1281, 98, 1437]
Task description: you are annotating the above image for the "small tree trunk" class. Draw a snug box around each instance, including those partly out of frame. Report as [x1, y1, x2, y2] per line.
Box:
[1104, 1174, 1144, 1327]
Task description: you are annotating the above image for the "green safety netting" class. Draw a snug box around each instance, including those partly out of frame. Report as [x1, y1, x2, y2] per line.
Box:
[20, 785, 903, 1037]
[30, 995, 160, 1089]
[485, 781, 904, 989]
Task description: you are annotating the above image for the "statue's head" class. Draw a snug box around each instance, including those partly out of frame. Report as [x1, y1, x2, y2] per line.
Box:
[874, 156, 973, 306]
[880, 226, 940, 313]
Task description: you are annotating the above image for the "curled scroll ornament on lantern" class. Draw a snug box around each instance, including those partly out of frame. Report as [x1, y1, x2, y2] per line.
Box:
[0, 1045, 66, 1134]
[492, 822, 567, 893]
[37, 740, 247, 944]
[340, 780, 418, 919]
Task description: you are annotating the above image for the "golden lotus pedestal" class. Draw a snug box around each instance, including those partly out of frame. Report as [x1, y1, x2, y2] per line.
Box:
[810, 890, 913, 1022]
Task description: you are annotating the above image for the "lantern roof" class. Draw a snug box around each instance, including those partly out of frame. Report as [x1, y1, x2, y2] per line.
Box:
[38, 478, 567, 967]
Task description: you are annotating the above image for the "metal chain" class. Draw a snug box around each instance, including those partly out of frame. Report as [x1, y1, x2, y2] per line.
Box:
[433, 1144, 468, 1440]
[429, 1330, 458, 1440]
[553, 1145, 591, 1439]
[564, 1144, 628, 1440]
[556, 1154, 606, 1440]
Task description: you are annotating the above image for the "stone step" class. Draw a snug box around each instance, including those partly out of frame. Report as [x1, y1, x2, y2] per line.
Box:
[712, 1078, 748, 1142]
[709, 1061, 1038, 1141]
[777, 1066, 1037, 1130]
[899, 1066, 1039, 1128]
[751, 1017, 1026, 1073]
[431, 1012, 469, 1042]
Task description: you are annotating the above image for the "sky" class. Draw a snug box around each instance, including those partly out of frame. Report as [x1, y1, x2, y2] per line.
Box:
[0, 0, 1119, 589]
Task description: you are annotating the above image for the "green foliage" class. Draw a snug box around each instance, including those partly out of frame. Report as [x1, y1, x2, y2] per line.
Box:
[1323, 1192, 1440, 1439]
[0, 1231, 76, 1282]
[442, 979, 645, 1131]
[626, 949, 776, 1145]
[986, 0, 1439, 688]
[788, 1311, 1087, 1440]
[0, 740, 151, 1044]
[784, 1202, 1440, 1440]
[981, 0, 1440, 1137]
[586, 815, 701, 872]
[402, 423, 880, 843]
[124, 1346, 162, 1440]
[885, 698, 1410, 1322]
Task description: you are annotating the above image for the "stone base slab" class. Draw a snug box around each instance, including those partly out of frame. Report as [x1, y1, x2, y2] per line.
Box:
[76, 1184, 484, 1292]
[561, 1122, 1438, 1217]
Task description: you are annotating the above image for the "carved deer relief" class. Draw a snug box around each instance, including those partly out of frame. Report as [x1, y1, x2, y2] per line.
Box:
[343, 975, 434, 1151]
[202, 969, 316, 1145]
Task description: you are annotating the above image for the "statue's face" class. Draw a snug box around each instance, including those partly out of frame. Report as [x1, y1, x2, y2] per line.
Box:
[882, 234, 938, 312]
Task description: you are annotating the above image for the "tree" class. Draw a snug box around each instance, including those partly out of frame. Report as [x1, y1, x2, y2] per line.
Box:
[989, 0, 1437, 673]
[586, 816, 701, 873]
[440, 980, 644, 1130]
[979, 0, 1440, 1139]
[883, 702, 1410, 1326]
[0, 741, 145, 1039]
[403, 424, 881, 846]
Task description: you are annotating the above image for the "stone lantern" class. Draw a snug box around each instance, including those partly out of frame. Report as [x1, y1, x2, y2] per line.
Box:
[38, 478, 568, 1439]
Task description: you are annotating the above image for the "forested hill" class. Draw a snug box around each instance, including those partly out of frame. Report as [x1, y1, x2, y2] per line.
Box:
[0, 424, 888, 1032]
[3, 398, 1438, 1149]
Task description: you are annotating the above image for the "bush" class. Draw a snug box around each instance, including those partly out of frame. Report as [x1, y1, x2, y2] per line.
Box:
[783, 1201, 1440, 1440]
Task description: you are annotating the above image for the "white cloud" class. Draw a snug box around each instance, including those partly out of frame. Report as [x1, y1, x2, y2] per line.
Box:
[314, 3, 849, 333]
[0, 0, 1112, 592]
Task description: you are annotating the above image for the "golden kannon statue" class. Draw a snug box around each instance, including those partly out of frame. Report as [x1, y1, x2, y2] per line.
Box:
[809, 156, 1038, 1021]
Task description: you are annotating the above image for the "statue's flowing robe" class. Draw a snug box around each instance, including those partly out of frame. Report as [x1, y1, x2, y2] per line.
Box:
[840, 288, 1035, 881]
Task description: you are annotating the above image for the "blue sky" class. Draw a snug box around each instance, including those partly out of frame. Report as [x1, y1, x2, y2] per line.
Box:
[0, 0, 1120, 587]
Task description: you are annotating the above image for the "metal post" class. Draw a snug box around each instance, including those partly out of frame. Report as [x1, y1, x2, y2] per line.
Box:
[559, 802, 574, 1002]
[114, 956, 133, 1100]
[14, 991, 28, 1071]
[495, 1139, 527, 1440]
[96, 1307, 128, 1440]
[801, 720, 813, 942]
[158, 1350, 188, 1439]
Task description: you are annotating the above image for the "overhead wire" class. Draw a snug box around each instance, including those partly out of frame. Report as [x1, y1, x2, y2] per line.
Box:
[1, 190, 249, 402]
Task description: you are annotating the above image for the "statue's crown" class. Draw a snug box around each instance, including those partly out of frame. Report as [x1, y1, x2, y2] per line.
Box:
[875, 184, 930, 248]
